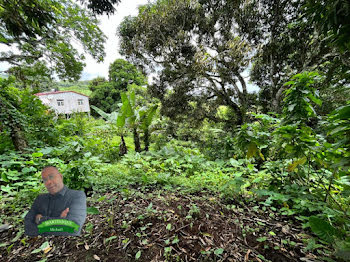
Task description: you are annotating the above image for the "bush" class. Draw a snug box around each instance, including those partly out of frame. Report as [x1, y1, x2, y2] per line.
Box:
[62, 152, 102, 191]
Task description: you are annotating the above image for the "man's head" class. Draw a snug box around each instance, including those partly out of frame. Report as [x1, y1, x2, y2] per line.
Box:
[41, 166, 64, 195]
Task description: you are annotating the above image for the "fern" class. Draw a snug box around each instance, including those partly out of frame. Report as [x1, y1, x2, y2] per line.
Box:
[309, 216, 341, 243]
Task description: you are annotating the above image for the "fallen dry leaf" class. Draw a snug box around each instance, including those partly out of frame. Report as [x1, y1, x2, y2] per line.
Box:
[0, 189, 324, 262]
[282, 225, 290, 234]
[244, 249, 251, 261]
[43, 246, 52, 254]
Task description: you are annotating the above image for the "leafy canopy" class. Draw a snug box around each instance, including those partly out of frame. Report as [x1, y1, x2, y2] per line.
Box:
[118, 0, 254, 126]
[89, 59, 146, 114]
[0, 0, 106, 80]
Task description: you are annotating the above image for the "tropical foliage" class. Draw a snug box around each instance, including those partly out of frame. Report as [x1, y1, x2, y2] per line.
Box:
[89, 59, 147, 114]
[0, 0, 349, 261]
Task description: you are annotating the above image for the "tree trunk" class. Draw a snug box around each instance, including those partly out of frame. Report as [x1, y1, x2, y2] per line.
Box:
[10, 125, 28, 152]
[144, 128, 150, 151]
[119, 135, 128, 156]
[217, 84, 244, 126]
[272, 85, 287, 112]
[269, 53, 276, 111]
[0, 97, 28, 152]
[133, 127, 141, 152]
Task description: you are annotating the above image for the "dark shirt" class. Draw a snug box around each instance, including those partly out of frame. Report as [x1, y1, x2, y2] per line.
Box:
[24, 185, 86, 236]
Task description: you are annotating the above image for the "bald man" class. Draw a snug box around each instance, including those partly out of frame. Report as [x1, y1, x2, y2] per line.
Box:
[24, 166, 86, 236]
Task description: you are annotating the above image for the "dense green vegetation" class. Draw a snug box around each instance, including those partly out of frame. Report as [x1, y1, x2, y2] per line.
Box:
[55, 80, 92, 96]
[0, 0, 349, 261]
[89, 59, 147, 114]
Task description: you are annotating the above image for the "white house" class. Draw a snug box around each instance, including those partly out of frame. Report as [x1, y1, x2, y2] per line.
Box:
[35, 91, 90, 116]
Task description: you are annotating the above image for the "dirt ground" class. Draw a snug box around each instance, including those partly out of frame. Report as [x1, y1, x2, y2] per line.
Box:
[0, 187, 328, 261]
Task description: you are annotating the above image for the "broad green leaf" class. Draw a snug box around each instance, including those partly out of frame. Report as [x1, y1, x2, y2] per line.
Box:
[32, 241, 50, 253]
[330, 104, 350, 120]
[287, 157, 307, 172]
[32, 152, 43, 158]
[329, 125, 349, 136]
[87, 207, 99, 214]
[121, 92, 133, 117]
[135, 250, 142, 259]
[258, 150, 265, 161]
[110, 111, 119, 122]
[117, 113, 126, 128]
[129, 91, 135, 106]
[31, 248, 42, 254]
[91, 105, 110, 120]
[257, 237, 267, 242]
[40, 147, 53, 155]
[40, 241, 50, 250]
[307, 94, 322, 106]
[141, 105, 158, 129]
[284, 81, 295, 86]
[84, 152, 92, 157]
[229, 158, 240, 167]
[97, 196, 106, 202]
[1, 185, 14, 193]
[214, 248, 224, 255]
[1, 173, 8, 182]
[172, 236, 179, 244]
[288, 104, 296, 111]
[247, 143, 257, 159]
[309, 216, 340, 243]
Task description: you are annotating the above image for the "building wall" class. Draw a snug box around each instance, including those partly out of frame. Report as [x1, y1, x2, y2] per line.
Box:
[37, 92, 90, 114]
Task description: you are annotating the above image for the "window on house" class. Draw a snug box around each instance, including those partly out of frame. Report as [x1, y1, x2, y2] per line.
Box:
[78, 99, 83, 105]
[57, 99, 64, 106]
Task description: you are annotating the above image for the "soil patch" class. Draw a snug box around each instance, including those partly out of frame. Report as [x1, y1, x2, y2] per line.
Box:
[0, 188, 322, 261]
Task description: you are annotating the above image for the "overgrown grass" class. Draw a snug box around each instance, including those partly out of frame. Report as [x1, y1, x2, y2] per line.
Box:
[59, 85, 91, 96]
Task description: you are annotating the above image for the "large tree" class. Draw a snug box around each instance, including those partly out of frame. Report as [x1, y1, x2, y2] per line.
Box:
[0, 0, 106, 81]
[304, 0, 350, 58]
[302, 0, 350, 114]
[0, 77, 59, 152]
[234, 0, 311, 112]
[235, 0, 350, 113]
[118, 0, 254, 126]
[89, 59, 146, 114]
[0, 0, 107, 151]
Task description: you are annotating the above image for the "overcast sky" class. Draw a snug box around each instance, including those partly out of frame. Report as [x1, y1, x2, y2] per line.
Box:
[81, 0, 149, 80]
[0, 0, 149, 79]
[0, 0, 259, 92]
[90, 0, 258, 92]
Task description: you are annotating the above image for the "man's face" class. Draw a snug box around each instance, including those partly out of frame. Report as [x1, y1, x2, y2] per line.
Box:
[41, 168, 64, 195]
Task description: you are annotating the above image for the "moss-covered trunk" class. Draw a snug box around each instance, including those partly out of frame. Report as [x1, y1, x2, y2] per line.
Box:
[119, 135, 128, 156]
[133, 127, 141, 152]
[10, 125, 28, 152]
[144, 128, 149, 151]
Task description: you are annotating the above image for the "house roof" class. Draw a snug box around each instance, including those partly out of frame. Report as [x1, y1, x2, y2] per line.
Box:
[34, 90, 89, 98]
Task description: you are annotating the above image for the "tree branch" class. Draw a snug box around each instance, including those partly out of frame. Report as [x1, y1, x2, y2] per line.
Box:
[0, 54, 42, 64]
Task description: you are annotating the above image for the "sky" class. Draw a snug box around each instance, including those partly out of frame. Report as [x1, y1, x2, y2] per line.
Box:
[87, 0, 258, 92]
[0, 0, 259, 92]
[0, 0, 149, 80]
[81, 0, 149, 80]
